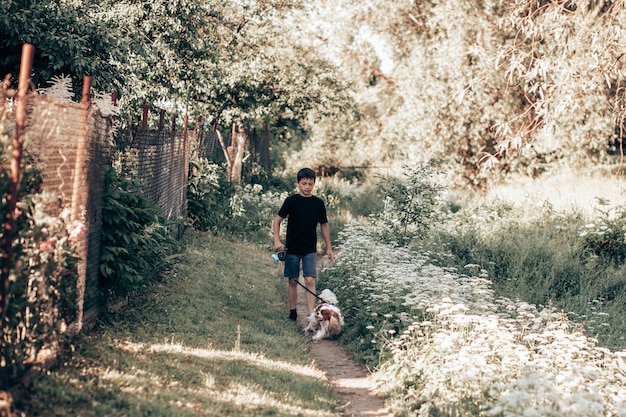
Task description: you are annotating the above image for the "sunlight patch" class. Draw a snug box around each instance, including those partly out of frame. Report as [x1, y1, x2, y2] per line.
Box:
[149, 343, 327, 380]
[210, 382, 338, 417]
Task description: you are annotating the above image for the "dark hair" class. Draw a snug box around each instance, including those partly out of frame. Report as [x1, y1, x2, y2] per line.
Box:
[297, 167, 316, 182]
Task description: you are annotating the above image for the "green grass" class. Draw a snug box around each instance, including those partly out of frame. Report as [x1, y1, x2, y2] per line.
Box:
[15, 231, 341, 417]
[433, 200, 626, 351]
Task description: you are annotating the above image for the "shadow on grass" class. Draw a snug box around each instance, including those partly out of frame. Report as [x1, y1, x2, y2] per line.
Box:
[18, 340, 340, 417]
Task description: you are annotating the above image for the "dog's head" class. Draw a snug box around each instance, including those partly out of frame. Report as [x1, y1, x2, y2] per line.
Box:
[315, 304, 342, 321]
[318, 308, 333, 322]
[314, 305, 327, 322]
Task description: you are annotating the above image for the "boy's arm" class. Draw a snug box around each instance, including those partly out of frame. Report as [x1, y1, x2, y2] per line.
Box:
[273, 215, 285, 251]
[320, 222, 334, 262]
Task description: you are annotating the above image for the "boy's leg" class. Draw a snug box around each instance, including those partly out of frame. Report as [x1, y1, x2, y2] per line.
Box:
[303, 276, 316, 315]
[301, 253, 318, 315]
[284, 254, 300, 320]
[288, 278, 298, 310]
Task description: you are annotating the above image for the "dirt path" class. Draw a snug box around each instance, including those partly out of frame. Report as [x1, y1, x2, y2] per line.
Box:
[294, 275, 394, 417]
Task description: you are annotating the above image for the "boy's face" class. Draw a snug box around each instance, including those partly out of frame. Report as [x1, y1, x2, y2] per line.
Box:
[297, 178, 315, 197]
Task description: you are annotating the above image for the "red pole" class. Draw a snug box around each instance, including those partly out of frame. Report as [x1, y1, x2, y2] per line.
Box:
[70, 76, 92, 222]
[0, 43, 34, 324]
[171, 113, 177, 132]
[111, 92, 118, 122]
[159, 109, 166, 132]
[69, 76, 92, 329]
[80, 76, 92, 105]
[142, 104, 149, 130]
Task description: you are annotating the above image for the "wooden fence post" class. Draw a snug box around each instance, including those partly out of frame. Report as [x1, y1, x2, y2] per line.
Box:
[71, 76, 92, 222]
[0, 43, 34, 328]
[69, 76, 92, 330]
[196, 116, 203, 156]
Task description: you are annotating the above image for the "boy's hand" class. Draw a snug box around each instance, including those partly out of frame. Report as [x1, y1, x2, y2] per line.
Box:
[326, 249, 334, 263]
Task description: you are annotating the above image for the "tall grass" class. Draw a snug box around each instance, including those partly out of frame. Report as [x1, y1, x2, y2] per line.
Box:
[434, 198, 626, 350]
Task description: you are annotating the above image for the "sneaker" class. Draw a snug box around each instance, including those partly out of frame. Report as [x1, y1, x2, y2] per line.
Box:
[289, 310, 297, 321]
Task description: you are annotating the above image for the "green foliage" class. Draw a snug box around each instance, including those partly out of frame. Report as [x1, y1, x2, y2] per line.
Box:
[494, 0, 624, 170]
[186, 157, 235, 233]
[1, 122, 79, 389]
[579, 198, 626, 265]
[99, 167, 179, 301]
[287, 0, 626, 188]
[1, 197, 80, 389]
[369, 163, 446, 245]
[288, 0, 518, 186]
[187, 157, 290, 245]
[0, 0, 122, 96]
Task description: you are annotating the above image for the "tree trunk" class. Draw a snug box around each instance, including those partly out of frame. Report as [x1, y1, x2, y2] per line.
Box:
[214, 122, 248, 184]
[230, 124, 247, 185]
[263, 122, 271, 178]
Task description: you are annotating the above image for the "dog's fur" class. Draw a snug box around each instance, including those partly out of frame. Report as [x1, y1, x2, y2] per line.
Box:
[305, 289, 344, 341]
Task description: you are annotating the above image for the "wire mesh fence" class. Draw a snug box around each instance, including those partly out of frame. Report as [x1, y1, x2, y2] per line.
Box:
[1, 86, 196, 391]
[23, 93, 114, 326]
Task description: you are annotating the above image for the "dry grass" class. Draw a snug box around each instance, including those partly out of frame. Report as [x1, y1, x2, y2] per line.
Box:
[482, 169, 626, 214]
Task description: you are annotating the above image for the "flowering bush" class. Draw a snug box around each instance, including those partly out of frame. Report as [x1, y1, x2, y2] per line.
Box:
[320, 221, 626, 417]
[187, 158, 288, 245]
[0, 194, 79, 389]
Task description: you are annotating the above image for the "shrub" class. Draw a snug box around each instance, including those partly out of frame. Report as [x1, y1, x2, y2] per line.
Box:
[369, 163, 446, 246]
[187, 157, 291, 246]
[187, 157, 235, 233]
[579, 198, 626, 265]
[99, 167, 179, 302]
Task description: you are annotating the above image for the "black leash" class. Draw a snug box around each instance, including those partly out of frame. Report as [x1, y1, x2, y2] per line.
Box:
[290, 278, 330, 303]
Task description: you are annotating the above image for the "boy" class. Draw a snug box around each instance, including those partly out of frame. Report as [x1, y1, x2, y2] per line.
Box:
[273, 168, 334, 321]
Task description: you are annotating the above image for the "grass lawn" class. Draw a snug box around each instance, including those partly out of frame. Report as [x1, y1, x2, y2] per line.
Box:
[15, 231, 341, 417]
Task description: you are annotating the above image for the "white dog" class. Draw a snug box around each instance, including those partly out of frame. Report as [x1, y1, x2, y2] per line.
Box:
[305, 289, 344, 341]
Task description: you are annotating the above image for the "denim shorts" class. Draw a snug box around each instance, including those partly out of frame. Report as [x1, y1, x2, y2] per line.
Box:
[284, 252, 317, 279]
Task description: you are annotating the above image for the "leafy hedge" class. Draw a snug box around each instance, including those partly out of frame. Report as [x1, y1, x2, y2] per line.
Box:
[99, 166, 180, 302]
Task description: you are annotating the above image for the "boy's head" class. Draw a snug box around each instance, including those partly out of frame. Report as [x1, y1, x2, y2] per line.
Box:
[296, 168, 316, 197]
[297, 167, 316, 183]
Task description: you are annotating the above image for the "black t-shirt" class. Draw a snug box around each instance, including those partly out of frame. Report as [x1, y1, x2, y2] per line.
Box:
[277, 194, 328, 255]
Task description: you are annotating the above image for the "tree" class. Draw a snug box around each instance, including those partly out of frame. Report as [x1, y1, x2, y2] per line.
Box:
[199, 0, 356, 182]
[289, 0, 522, 186]
[0, 0, 123, 96]
[492, 0, 626, 170]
